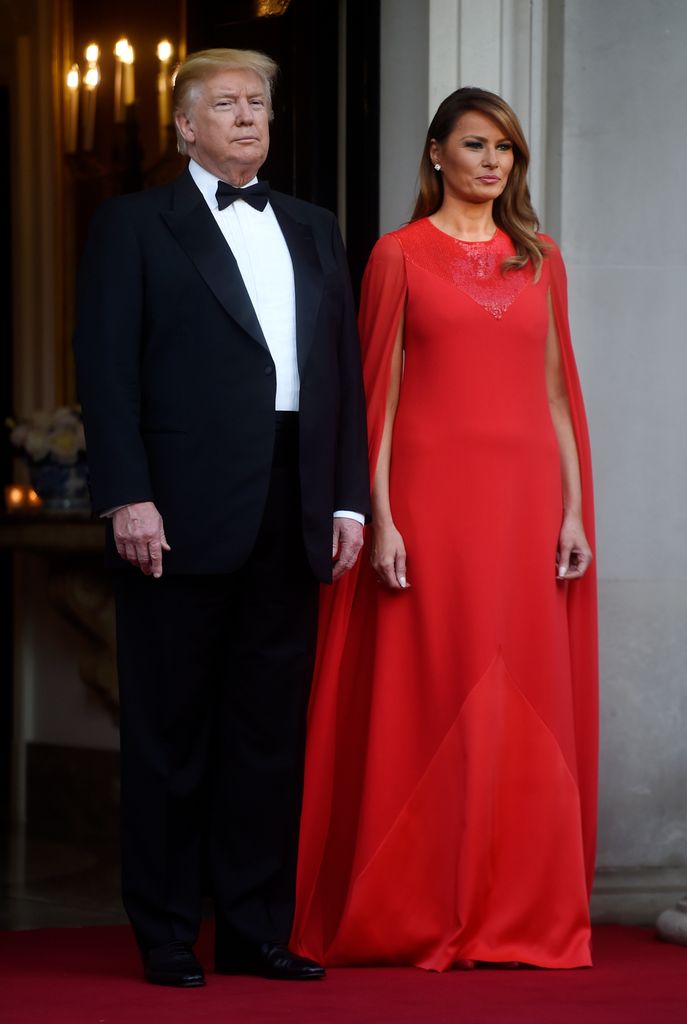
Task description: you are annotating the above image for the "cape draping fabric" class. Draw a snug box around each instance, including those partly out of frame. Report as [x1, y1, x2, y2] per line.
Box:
[291, 225, 598, 970]
[544, 234, 599, 894]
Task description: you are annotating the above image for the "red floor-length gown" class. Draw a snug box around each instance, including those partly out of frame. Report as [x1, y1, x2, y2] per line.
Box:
[291, 219, 598, 970]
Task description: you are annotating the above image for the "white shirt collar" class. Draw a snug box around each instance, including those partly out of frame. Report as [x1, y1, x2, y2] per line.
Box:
[188, 159, 259, 211]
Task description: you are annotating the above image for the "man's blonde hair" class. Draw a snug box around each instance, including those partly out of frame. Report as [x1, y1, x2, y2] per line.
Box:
[173, 48, 279, 155]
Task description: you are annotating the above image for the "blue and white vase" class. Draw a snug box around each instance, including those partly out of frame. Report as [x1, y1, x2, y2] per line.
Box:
[28, 459, 91, 514]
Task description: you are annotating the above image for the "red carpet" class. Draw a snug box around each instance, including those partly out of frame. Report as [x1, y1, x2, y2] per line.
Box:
[1, 924, 685, 1024]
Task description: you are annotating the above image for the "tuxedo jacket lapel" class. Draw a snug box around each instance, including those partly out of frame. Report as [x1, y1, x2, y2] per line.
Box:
[271, 197, 324, 375]
[161, 172, 325, 372]
[162, 170, 269, 354]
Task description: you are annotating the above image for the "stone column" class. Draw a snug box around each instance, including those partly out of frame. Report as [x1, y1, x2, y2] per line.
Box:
[380, 0, 554, 233]
[428, 0, 550, 221]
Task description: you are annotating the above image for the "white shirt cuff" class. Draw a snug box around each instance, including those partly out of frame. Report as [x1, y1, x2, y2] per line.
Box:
[333, 510, 365, 526]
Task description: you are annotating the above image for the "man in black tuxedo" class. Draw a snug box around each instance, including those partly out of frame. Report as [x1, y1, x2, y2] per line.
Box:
[73, 49, 369, 986]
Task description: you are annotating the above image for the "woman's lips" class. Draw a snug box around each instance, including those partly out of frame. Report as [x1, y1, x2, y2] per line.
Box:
[477, 176, 500, 183]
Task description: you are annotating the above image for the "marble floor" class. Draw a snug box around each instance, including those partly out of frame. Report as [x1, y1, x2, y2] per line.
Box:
[0, 828, 126, 931]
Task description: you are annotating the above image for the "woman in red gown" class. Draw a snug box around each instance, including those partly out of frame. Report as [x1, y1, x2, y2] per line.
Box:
[292, 88, 598, 970]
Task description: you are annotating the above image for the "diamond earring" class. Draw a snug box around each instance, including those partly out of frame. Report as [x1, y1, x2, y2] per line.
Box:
[433, 163, 441, 171]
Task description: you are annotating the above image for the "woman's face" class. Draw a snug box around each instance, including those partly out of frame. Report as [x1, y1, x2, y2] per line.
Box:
[430, 110, 515, 205]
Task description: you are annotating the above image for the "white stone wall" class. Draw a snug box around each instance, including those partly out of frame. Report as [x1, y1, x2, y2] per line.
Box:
[379, 0, 687, 920]
[559, 0, 687, 918]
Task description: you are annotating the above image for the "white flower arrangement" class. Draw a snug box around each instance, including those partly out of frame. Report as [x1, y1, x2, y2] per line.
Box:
[6, 406, 87, 466]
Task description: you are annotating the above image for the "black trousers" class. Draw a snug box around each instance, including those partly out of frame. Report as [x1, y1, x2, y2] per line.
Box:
[113, 415, 320, 955]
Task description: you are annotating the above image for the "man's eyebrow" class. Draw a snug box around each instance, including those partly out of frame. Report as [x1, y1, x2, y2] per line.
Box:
[213, 90, 266, 99]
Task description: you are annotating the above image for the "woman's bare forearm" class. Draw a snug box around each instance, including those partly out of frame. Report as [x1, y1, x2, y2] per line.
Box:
[549, 395, 583, 518]
[371, 311, 405, 526]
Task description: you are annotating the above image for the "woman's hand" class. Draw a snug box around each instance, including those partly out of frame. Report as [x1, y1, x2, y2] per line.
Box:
[371, 521, 410, 590]
[557, 513, 593, 580]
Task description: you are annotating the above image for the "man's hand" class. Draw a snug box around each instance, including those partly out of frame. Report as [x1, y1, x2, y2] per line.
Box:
[112, 501, 171, 578]
[332, 517, 364, 581]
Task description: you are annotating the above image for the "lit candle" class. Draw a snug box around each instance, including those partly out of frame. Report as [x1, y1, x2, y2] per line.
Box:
[114, 37, 129, 123]
[122, 43, 135, 108]
[65, 64, 80, 153]
[5, 485, 25, 511]
[82, 65, 100, 152]
[4, 484, 42, 513]
[156, 40, 173, 153]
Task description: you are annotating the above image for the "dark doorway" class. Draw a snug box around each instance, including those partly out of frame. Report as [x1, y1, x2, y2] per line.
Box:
[343, 0, 380, 300]
[187, 0, 380, 293]
[187, 0, 340, 211]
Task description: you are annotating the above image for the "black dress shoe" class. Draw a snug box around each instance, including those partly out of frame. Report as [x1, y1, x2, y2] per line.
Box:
[143, 941, 206, 987]
[215, 942, 325, 980]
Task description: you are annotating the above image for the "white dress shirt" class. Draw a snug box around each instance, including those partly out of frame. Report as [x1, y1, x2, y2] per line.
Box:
[190, 159, 300, 411]
[188, 160, 363, 527]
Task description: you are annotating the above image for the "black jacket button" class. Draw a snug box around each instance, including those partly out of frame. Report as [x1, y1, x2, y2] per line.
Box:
[264, 365, 274, 375]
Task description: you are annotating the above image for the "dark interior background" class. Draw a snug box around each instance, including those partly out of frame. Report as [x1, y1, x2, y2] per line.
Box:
[187, 0, 380, 294]
[0, 83, 12, 825]
[0, 0, 380, 821]
[69, 0, 380, 292]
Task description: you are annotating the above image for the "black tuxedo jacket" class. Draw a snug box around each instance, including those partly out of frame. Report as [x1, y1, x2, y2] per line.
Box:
[73, 168, 370, 581]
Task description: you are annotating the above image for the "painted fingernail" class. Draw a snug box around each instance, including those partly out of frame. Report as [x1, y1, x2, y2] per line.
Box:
[558, 566, 568, 577]
[399, 576, 407, 588]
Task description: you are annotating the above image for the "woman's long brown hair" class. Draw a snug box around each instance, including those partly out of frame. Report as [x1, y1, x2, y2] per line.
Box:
[412, 87, 548, 278]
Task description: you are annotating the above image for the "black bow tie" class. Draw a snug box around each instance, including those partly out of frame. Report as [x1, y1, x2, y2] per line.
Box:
[216, 179, 271, 212]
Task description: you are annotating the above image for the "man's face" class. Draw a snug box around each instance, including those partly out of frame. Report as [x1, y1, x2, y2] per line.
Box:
[176, 67, 270, 185]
